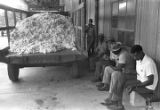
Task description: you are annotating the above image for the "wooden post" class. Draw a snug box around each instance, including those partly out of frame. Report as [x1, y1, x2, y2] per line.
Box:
[5, 10, 10, 46]
[70, 62, 79, 78]
[95, 0, 99, 47]
[84, 0, 87, 51]
[20, 12, 23, 20]
[13, 11, 16, 26]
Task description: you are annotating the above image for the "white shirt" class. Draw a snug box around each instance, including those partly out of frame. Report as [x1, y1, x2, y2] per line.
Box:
[136, 55, 158, 90]
[110, 51, 118, 61]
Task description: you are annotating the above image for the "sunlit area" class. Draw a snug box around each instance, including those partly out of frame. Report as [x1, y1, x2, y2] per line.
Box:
[0, 0, 28, 11]
[0, 0, 28, 49]
[119, 2, 126, 9]
[0, 9, 8, 49]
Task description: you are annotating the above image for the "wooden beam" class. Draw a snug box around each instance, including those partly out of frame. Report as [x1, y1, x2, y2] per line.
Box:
[13, 11, 17, 26]
[0, 26, 15, 30]
[0, 4, 28, 13]
[95, 0, 99, 46]
[4, 10, 10, 46]
[71, 2, 84, 12]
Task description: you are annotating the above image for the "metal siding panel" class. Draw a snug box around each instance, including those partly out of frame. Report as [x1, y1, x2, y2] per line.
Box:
[135, 0, 142, 44]
[103, 0, 112, 39]
[98, 0, 105, 34]
[136, 0, 159, 58]
[156, 3, 160, 68]
[90, 0, 95, 22]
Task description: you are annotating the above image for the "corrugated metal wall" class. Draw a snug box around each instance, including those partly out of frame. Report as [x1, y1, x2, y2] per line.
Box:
[86, 0, 95, 24]
[98, 0, 112, 39]
[135, 0, 160, 70]
[103, 0, 112, 39]
[98, 0, 105, 34]
[135, 0, 158, 58]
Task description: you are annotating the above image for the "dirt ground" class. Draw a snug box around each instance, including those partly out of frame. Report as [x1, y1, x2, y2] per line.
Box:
[0, 62, 156, 110]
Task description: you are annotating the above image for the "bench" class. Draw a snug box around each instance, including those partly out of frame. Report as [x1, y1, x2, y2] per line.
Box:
[130, 81, 160, 110]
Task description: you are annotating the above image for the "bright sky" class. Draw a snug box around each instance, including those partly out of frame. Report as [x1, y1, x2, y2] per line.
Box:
[0, 0, 28, 11]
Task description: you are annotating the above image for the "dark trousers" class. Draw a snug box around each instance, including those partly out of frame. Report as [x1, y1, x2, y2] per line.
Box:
[94, 59, 115, 79]
[87, 41, 94, 57]
[125, 78, 154, 95]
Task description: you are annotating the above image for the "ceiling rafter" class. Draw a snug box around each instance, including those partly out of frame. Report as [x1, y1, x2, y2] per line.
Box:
[25, 0, 63, 11]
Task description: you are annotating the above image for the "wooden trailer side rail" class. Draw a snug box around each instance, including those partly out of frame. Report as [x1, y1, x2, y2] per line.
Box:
[2, 49, 87, 82]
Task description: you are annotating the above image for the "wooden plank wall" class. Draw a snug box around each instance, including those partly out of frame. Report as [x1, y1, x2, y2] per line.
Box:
[90, 0, 96, 23]
[86, 0, 95, 24]
[155, 1, 160, 71]
[135, 0, 160, 73]
[103, 0, 112, 40]
[135, 0, 159, 58]
[98, 0, 112, 40]
[98, 0, 105, 34]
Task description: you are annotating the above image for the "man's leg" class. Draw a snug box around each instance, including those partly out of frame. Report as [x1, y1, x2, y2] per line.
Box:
[125, 79, 141, 91]
[89, 56, 99, 72]
[98, 66, 114, 91]
[100, 60, 116, 78]
[91, 41, 95, 55]
[135, 87, 154, 94]
[102, 66, 114, 84]
[87, 40, 92, 57]
[94, 60, 113, 80]
[102, 71, 125, 109]
[93, 60, 103, 82]
[108, 71, 125, 102]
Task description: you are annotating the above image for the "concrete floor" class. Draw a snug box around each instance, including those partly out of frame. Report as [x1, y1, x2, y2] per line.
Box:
[0, 62, 152, 110]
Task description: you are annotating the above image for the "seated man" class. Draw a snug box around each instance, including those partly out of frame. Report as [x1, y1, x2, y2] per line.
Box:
[89, 34, 107, 71]
[91, 39, 116, 82]
[98, 43, 135, 109]
[126, 45, 158, 96]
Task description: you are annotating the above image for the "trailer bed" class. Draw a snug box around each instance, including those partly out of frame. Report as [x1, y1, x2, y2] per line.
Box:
[6, 49, 86, 66]
[2, 49, 87, 82]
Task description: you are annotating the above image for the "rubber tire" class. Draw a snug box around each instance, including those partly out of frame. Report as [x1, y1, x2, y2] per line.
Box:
[8, 64, 19, 82]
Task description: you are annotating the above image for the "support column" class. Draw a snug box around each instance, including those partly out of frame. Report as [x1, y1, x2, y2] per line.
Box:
[70, 62, 79, 78]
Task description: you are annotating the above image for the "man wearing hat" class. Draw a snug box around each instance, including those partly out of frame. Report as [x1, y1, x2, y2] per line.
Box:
[98, 43, 136, 109]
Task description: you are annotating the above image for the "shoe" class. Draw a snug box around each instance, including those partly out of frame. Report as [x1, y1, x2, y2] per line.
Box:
[96, 82, 104, 87]
[108, 104, 125, 110]
[100, 100, 118, 106]
[98, 84, 109, 91]
[105, 99, 118, 105]
[91, 78, 101, 82]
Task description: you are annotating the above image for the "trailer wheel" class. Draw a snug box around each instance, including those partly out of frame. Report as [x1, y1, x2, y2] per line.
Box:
[8, 64, 19, 82]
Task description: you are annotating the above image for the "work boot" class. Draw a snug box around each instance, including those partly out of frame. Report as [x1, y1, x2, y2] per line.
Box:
[108, 104, 125, 110]
[91, 77, 101, 82]
[98, 84, 109, 91]
[96, 82, 104, 88]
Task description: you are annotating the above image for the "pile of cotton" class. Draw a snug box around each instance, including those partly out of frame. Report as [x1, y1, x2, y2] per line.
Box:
[10, 13, 76, 55]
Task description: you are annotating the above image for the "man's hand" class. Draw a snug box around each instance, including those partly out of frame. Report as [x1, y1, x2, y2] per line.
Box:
[126, 85, 136, 94]
[109, 65, 115, 69]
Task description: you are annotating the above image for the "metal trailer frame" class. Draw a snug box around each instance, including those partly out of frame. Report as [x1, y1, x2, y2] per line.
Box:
[0, 47, 86, 82]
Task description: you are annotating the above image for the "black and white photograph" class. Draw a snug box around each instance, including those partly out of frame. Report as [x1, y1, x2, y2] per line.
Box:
[0, 0, 160, 110]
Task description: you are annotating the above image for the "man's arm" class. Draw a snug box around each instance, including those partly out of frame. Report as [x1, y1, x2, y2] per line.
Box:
[136, 75, 154, 87]
[127, 75, 154, 94]
[110, 63, 125, 71]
